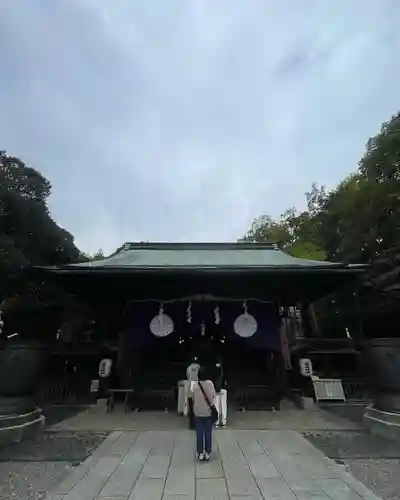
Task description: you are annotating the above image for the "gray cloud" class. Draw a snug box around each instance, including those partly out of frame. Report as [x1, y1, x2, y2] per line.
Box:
[0, 0, 399, 253]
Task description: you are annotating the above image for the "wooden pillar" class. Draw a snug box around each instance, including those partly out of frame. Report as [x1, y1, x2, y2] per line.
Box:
[308, 303, 320, 336]
[267, 308, 290, 409]
[116, 331, 125, 383]
[279, 314, 292, 370]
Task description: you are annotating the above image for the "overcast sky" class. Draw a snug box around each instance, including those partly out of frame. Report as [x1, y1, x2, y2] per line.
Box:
[0, 1, 399, 254]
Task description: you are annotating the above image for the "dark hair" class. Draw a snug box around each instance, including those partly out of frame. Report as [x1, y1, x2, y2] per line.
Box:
[198, 365, 209, 381]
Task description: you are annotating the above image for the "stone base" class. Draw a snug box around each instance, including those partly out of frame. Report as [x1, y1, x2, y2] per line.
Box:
[0, 396, 37, 415]
[364, 404, 400, 441]
[0, 408, 45, 447]
[300, 397, 316, 410]
[91, 398, 108, 413]
[280, 399, 298, 410]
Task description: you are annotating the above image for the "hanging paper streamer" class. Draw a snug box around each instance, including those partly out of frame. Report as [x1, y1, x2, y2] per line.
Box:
[214, 304, 220, 324]
[200, 321, 206, 337]
[186, 301, 192, 324]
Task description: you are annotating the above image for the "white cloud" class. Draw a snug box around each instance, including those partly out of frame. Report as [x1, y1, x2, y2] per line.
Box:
[0, 0, 399, 254]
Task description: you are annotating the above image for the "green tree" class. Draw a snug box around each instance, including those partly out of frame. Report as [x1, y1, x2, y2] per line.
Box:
[86, 249, 106, 261]
[316, 113, 400, 264]
[359, 112, 400, 183]
[242, 112, 400, 265]
[240, 215, 292, 247]
[240, 205, 326, 261]
[0, 150, 81, 298]
[282, 205, 327, 261]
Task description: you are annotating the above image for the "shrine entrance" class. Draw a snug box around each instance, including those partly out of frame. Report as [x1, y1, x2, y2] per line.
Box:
[120, 296, 286, 411]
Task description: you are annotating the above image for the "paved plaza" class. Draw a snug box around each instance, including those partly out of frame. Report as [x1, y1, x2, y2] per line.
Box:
[47, 428, 384, 500]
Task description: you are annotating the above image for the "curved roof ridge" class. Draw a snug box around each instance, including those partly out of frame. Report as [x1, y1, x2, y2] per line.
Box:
[120, 242, 279, 251]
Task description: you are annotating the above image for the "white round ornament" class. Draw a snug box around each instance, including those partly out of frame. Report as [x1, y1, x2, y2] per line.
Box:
[234, 313, 257, 337]
[150, 314, 174, 337]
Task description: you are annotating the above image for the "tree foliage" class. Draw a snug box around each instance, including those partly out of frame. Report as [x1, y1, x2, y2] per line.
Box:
[85, 249, 106, 262]
[241, 112, 400, 265]
[0, 151, 81, 299]
[241, 111, 400, 338]
[240, 187, 327, 261]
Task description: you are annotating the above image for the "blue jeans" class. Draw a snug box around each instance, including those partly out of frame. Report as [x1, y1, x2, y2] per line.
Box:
[195, 416, 212, 455]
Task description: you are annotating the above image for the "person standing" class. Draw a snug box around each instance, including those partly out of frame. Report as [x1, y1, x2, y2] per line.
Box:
[186, 356, 200, 429]
[192, 366, 216, 462]
[213, 358, 227, 427]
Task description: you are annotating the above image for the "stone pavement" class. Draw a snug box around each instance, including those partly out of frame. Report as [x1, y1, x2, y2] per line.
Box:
[46, 429, 383, 500]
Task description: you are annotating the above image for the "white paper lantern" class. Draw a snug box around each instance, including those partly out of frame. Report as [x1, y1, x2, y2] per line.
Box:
[98, 358, 113, 378]
[150, 314, 174, 337]
[234, 313, 257, 337]
[299, 358, 313, 377]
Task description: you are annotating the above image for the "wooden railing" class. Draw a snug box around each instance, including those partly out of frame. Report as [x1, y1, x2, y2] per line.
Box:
[37, 374, 94, 405]
[234, 385, 278, 410]
[135, 388, 176, 411]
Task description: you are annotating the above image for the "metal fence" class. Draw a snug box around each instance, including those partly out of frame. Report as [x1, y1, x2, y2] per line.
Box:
[341, 378, 372, 401]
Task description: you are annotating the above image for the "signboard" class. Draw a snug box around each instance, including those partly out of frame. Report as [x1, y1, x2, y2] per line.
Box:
[312, 379, 346, 401]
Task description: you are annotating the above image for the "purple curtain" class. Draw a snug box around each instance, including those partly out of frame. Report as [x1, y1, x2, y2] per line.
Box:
[124, 300, 281, 351]
[216, 301, 281, 350]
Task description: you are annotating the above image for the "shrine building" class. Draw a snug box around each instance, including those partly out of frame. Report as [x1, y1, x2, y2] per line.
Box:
[37, 242, 365, 410]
